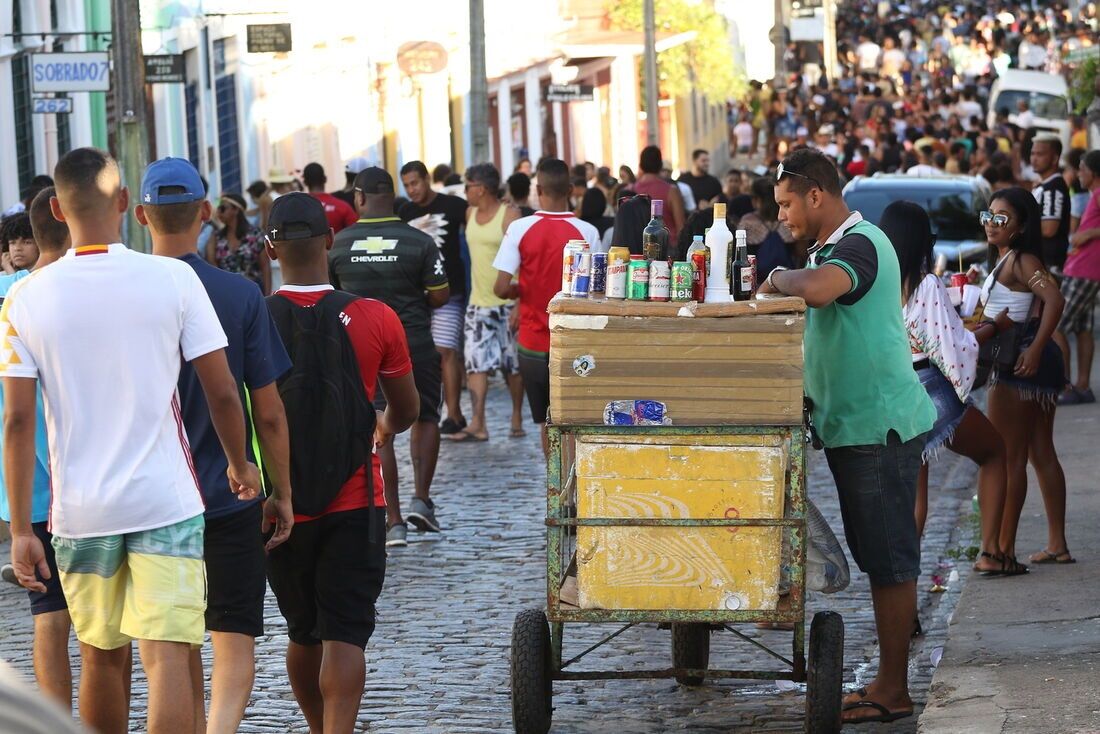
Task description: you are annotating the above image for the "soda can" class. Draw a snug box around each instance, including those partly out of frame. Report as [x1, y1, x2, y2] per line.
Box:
[606, 250, 629, 299]
[570, 250, 591, 297]
[627, 256, 649, 300]
[747, 254, 758, 293]
[649, 260, 671, 302]
[590, 252, 608, 296]
[671, 261, 693, 301]
[561, 241, 582, 293]
[690, 249, 708, 301]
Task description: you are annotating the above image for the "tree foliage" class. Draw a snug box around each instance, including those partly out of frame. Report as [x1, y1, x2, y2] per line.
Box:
[608, 0, 746, 102]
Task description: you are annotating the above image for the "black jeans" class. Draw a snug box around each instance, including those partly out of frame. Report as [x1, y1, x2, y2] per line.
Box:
[824, 430, 926, 586]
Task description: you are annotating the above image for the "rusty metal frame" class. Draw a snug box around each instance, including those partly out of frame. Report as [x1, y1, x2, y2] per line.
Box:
[544, 422, 809, 683]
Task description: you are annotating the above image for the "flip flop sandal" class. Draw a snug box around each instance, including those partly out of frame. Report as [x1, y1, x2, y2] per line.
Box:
[509, 427, 528, 438]
[1029, 550, 1076, 564]
[975, 551, 1006, 577]
[449, 430, 489, 443]
[1000, 555, 1029, 576]
[842, 699, 914, 724]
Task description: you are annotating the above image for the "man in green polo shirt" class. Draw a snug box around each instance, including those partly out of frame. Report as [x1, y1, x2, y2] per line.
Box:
[330, 167, 450, 548]
[758, 148, 935, 726]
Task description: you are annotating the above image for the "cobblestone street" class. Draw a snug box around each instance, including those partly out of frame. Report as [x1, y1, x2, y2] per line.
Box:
[0, 380, 979, 732]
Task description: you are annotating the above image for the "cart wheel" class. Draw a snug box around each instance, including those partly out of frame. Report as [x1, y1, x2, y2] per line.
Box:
[511, 609, 553, 734]
[805, 611, 844, 734]
[671, 623, 710, 686]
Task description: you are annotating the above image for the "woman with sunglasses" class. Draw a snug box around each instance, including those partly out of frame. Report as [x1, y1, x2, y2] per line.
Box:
[206, 193, 271, 295]
[880, 201, 1022, 578]
[978, 188, 1071, 567]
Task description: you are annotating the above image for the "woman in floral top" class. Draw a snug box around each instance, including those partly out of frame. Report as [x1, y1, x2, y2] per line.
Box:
[205, 192, 271, 294]
[880, 201, 1026, 577]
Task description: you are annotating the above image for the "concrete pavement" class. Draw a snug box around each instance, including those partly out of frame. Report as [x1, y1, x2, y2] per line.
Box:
[920, 353, 1100, 734]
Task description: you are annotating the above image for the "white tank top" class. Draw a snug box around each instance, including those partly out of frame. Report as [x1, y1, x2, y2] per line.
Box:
[981, 252, 1034, 323]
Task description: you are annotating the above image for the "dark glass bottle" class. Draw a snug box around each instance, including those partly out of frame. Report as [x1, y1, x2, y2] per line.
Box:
[731, 230, 752, 301]
[641, 199, 670, 262]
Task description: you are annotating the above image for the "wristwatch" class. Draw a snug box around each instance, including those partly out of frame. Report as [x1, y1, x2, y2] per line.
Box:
[767, 266, 790, 292]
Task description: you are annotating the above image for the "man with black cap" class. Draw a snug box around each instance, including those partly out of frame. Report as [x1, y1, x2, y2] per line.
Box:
[331, 167, 450, 548]
[264, 192, 419, 734]
[332, 157, 370, 212]
[302, 162, 357, 234]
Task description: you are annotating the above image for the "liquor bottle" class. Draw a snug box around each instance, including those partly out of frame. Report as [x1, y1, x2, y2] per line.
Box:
[731, 229, 752, 301]
[704, 203, 733, 303]
[685, 235, 708, 302]
[641, 199, 669, 262]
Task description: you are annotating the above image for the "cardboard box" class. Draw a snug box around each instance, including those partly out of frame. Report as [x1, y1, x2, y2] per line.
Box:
[549, 296, 805, 426]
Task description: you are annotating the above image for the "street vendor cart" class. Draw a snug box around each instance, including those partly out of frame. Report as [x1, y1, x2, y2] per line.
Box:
[510, 295, 844, 733]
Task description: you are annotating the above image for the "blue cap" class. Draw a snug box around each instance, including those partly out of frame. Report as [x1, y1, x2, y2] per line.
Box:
[140, 157, 205, 205]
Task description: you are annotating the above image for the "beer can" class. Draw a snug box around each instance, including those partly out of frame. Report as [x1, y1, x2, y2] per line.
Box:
[590, 252, 608, 296]
[690, 249, 707, 301]
[747, 254, 758, 293]
[570, 250, 591, 297]
[626, 255, 649, 300]
[671, 261, 693, 301]
[561, 241, 582, 293]
[606, 249, 629, 299]
[649, 260, 671, 302]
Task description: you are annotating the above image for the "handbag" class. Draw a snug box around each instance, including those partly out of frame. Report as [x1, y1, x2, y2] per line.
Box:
[975, 322, 1021, 389]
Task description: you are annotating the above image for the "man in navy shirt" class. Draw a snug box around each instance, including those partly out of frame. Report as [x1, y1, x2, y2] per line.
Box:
[137, 158, 294, 734]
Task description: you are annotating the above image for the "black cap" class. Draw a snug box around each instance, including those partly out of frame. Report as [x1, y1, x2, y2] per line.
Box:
[266, 192, 330, 241]
[353, 167, 395, 195]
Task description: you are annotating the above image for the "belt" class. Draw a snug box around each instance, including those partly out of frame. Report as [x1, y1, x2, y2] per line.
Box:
[912, 358, 931, 371]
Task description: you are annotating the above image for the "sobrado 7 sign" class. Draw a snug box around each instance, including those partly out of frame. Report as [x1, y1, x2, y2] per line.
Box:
[30, 53, 110, 93]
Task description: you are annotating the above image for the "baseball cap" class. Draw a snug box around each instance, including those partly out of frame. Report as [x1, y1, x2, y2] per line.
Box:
[140, 157, 205, 205]
[353, 167, 395, 195]
[266, 192, 330, 242]
[345, 156, 372, 175]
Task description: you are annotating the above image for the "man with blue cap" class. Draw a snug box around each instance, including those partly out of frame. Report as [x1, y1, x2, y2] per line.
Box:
[136, 157, 294, 734]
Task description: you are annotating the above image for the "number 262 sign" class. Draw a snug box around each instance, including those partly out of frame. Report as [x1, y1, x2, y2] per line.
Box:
[33, 98, 74, 114]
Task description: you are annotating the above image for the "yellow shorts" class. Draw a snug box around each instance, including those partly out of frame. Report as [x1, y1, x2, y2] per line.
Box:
[52, 515, 206, 650]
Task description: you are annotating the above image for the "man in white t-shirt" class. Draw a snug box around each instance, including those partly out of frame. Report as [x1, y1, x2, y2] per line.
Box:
[1, 148, 260, 734]
[856, 35, 882, 72]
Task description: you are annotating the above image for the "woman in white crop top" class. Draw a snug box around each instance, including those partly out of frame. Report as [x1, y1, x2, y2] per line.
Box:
[882, 201, 1022, 577]
[978, 188, 1074, 566]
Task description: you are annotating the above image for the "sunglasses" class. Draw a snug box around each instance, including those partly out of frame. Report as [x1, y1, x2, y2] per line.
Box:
[979, 211, 1010, 228]
[464, 182, 483, 192]
[776, 162, 824, 191]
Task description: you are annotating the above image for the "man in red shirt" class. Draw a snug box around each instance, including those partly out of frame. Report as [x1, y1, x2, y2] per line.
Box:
[262, 193, 419, 733]
[303, 163, 358, 233]
[492, 158, 600, 455]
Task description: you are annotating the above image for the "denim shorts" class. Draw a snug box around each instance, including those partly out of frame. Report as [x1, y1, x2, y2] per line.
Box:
[916, 365, 968, 458]
[824, 430, 926, 586]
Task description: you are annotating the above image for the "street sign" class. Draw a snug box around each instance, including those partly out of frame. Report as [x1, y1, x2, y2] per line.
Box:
[397, 41, 448, 76]
[32, 97, 73, 114]
[30, 52, 110, 93]
[546, 84, 594, 103]
[144, 54, 185, 84]
[246, 24, 292, 53]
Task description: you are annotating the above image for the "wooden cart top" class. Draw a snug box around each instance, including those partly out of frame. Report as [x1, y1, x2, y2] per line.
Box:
[548, 294, 806, 318]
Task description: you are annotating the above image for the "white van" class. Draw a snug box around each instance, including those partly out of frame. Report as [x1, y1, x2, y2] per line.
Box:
[986, 69, 1071, 150]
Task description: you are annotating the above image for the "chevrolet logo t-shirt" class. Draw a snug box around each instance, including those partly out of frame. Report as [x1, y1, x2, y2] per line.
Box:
[330, 217, 448, 357]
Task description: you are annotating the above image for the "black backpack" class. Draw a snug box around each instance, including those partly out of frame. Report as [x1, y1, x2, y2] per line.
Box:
[266, 290, 376, 517]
